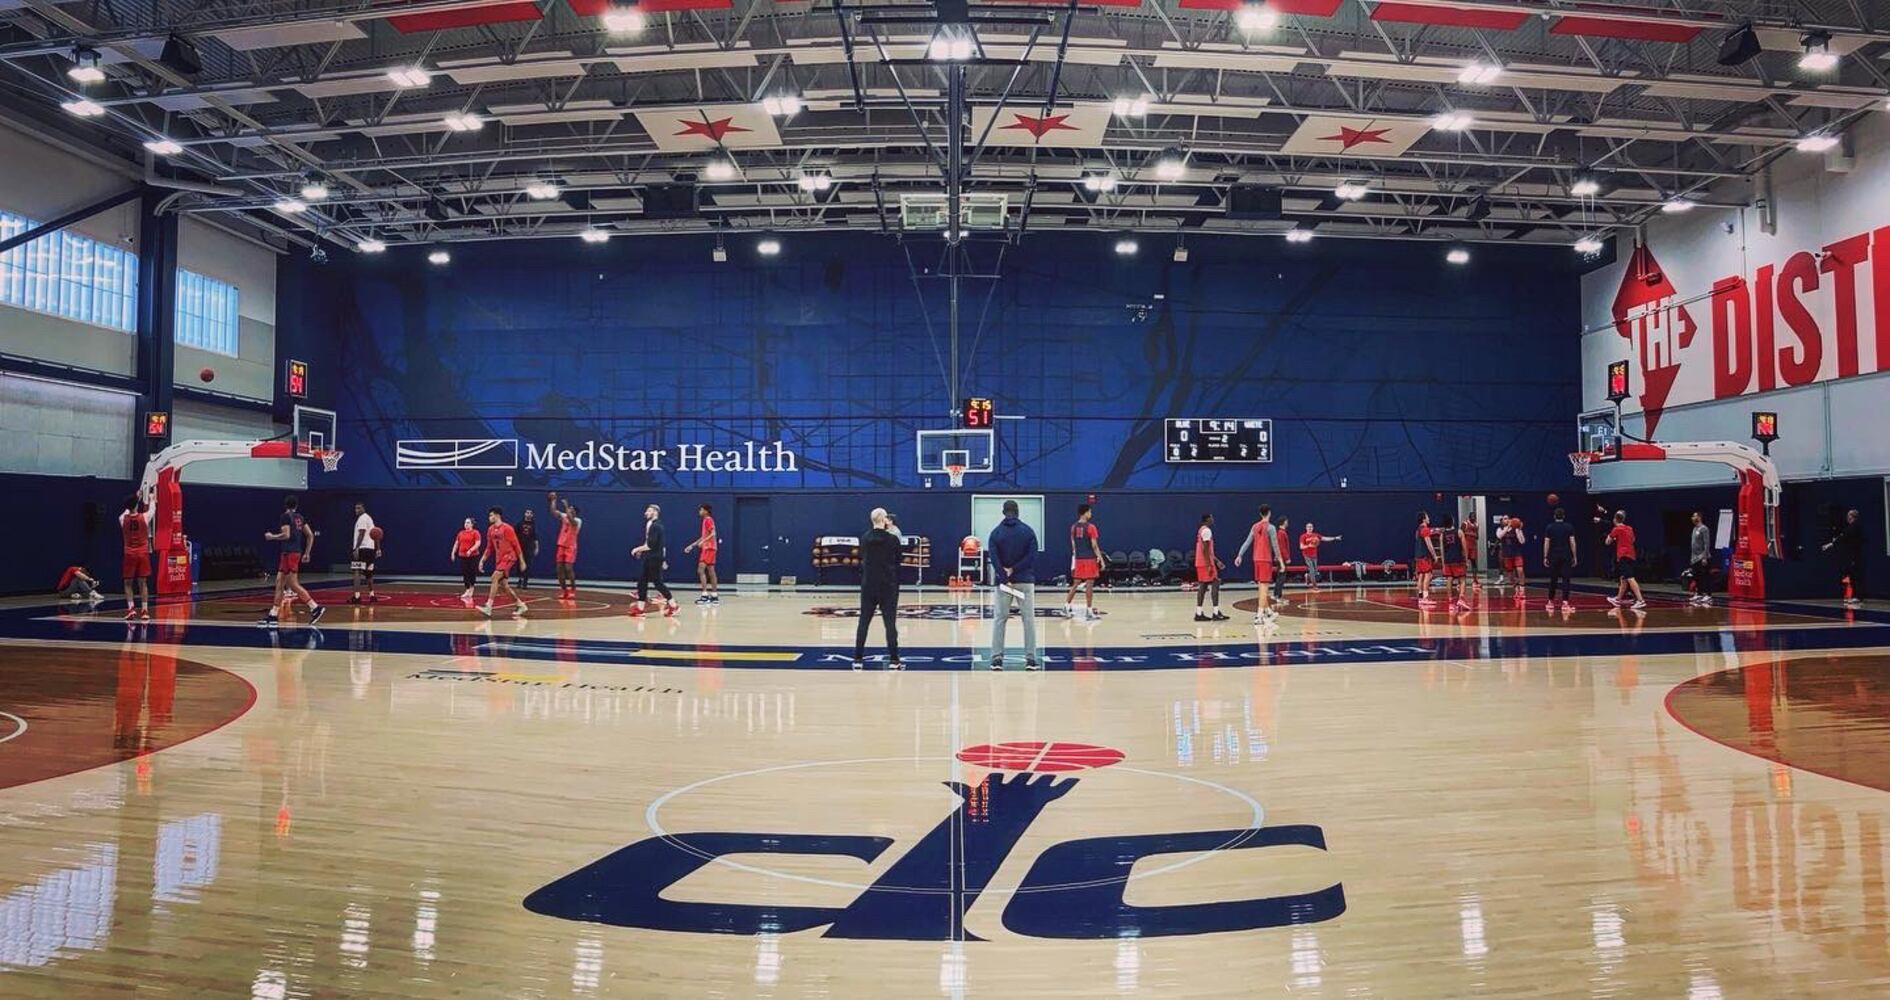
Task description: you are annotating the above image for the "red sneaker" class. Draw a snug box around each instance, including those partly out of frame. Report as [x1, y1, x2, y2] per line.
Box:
[664, 600, 679, 617]
[627, 604, 646, 617]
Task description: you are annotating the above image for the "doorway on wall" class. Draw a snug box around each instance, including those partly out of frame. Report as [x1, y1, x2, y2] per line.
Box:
[969, 494, 1046, 585]
[735, 497, 773, 584]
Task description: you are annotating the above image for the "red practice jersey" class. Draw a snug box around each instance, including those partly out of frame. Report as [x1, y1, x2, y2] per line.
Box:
[120, 510, 150, 554]
[488, 522, 521, 563]
[699, 515, 717, 553]
[1607, 524, 1637, 560]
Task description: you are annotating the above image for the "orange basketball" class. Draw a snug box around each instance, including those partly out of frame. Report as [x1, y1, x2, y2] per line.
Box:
[1546, 493, 1560, 506]
[960, 535, 981, 556]
[199, 367, 215, 382]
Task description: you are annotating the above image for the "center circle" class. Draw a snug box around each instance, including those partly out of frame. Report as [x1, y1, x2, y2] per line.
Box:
[642, 754, 1263, 896]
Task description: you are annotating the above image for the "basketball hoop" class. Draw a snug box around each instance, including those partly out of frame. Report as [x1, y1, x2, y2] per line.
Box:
[313, 448, 344, 474]
[946, 463, 965, 488]
[1568, 450, 1598, 480]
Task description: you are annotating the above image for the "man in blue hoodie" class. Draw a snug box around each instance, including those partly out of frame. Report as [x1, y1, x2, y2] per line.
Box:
[986, 500, 1042, 671]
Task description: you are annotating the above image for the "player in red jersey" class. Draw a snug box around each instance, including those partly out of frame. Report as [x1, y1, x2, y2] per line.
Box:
[477, 506, 527, 618]
[1233, 503, 1285, 628]
[684, 503, 720, 606]
[260, 495, 322, 627]
[1496, 516, 1527, 597]
[1604, 510, 1647, 611]
[1064, 504, 1104, 620]
[119, 491, 154, 620]
[548, 492, 581, 599]
[1438, 516, 1470, 612]
[1298, 522, 1341, 592]
[1460, 515, 1482, 593]
[1193, 513, 1227, 622]
[1414, 512, 1441, 608]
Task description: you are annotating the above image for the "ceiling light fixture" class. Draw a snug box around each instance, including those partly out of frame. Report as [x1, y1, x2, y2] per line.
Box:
[1082, 173, 1118, 192]
[1154, 149, 1186, 180]
[603, 7, 648, 35]
[1112, 94, 1151, 117]
[579, 227, 611, 244]
[705, 159, 736, 181]
[1446, 245, 1471, 265]
[762, 94, 802, 116]
[143, 138, 184, 156]
[1333, 181, 1369, 200]
[797, 172, 833, 192]
[386, 66, 431, 88]
[1457, 62, 1502, 85]
[1661, 195, 1696, 213]
[1798, 31, 1838, 72]
[61, 98, 106, 117]
[524, 180, 560, 200]
[1430, 111, 1474, 131]
[1284, 228, 1314, 243]
[1114, 237, 1139, 255]
[299, 178, 330, 201]
[757, 238, 782, 256]
[67, 46, 105, 84]
[928, 33, 975, 61]
[442, 111, 483, 132]
[1795, 133, 1839, 152]
[1235, 4, 1279, 33]
[1569, 172, 1601, 198]
[427, 248, 451, 265]
[357, 238, 387, 254]
[1573, 236, 1604, 255]
[274, 197, 308, 214]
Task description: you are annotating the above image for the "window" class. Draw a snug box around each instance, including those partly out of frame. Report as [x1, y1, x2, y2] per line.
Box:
[0, 208, 137, 332]
[0, 208, 242, 356]
[175, 268, 241, 356]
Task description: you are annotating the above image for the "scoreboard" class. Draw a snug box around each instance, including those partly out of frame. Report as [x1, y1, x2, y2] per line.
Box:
[1164, 418, 1272, 463]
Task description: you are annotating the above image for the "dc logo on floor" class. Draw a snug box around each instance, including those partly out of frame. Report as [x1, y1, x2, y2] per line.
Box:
[804, 605, 1103, 621]
[523, 742, 1342, 940]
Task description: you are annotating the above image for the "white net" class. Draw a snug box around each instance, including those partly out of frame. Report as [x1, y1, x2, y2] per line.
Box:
[317, 449, 344, 473]
[1568, 451, 1594, 479]
[946, 464, 965, 488]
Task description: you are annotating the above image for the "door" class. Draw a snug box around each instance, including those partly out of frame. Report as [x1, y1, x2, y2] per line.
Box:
[735, 497, 773, 580]
[970, 494, 1046, 584]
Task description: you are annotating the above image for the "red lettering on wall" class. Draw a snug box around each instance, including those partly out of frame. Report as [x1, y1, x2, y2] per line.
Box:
[1775, 251, 1823, 386]
[1754, 264, 1777, 392]
[1712, 276, 1753, 398]
[1820, 233, 1870, 378]
[1875, 226, 1890, 377]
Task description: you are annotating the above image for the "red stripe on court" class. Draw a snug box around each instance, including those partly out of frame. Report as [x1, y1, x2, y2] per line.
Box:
[956, 741, 1124, 772]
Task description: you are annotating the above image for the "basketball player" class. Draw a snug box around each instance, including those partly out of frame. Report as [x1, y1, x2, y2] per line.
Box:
[1273, 516, 1292, 605]
[1233, 503, 1284, 627]
[515, 508, 539, 590]
[1194, 513, 1226, 622]
[548, 493, 581, 599]
[1414, 512, 1440, 609]
[853, 506, 905, 670]
[1065, 504, 1103, 620]
[1604, 510, 1647, 611]
[119, 491, 154, 620]
[684, 503, 720, 605]
[350, 502, 379, 604]
[1439, 516, 1470, 612]
[1460, 515, 1482, 592]
[452, 517, 482, 599]
[476, 506, 527, 618]
[260, 495, 323, 628]
[1686, 512, 1714, 606]
[1298, 522, 1341, 592]
[1541, 508, 1576, 613]
[629, 503, 678, 618]
[1496, 516, 1526, 596]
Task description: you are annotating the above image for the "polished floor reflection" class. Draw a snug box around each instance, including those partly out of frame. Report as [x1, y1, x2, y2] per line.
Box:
[0, 581, 1886, 997]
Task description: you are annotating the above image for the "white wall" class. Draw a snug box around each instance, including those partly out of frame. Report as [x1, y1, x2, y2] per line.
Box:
[172, 400, 303, 489]
[1581, 113, 1890, 492]
[176, 217, 277, 402]
[0, 373, 134, 479]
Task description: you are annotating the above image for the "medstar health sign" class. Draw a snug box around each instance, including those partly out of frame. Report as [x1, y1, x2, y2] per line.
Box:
[523, 742, 1344, 940]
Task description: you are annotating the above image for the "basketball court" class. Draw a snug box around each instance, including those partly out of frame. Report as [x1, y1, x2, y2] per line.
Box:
[4, 1, 1890, 997]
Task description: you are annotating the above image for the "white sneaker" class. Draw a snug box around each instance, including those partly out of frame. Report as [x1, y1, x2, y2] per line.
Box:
[461, 587, 475, 599]
[513, 603, 528, 618]
[477, 603, 493, 618]
[1630, 599, 1647, 610]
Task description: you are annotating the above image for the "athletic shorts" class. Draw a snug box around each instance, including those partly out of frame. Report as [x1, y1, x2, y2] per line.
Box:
[1503, 556, 1524, 572]
[1196, 564, 1218, 583]
[1443, 562, 1466, 578]
[556, 547, 576, 565]
[1617, 564, 1637, 581]
[122, 552, 150, 579]
[1254, 563, 1275, 584]
[1415, 558, 1434, 575]
[1071, 558, 1100, 581]
[353, 547, 377, 571]
[495, 557, 517, 575]
[278, 552, 303, 574]
[699, 549, 717, 566]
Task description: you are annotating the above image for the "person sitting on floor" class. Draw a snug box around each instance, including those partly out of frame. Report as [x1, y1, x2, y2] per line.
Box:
[58, 564, 104, 604]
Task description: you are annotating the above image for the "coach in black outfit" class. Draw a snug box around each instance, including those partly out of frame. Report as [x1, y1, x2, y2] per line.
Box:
[630, 503, 676, 614]
[853, 507, 905, 671]
[1823, 508, 1867, 608]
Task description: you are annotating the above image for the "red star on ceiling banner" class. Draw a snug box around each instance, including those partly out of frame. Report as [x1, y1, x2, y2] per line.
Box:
[971, 104, 1110, 148]
[1001, 112, 1080, 139]
[632, 103, 783, 150]
[674, 117, 750, 142]
[1280, 115, 1430, 158]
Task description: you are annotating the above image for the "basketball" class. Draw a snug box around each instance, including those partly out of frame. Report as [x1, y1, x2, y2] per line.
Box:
[1547, 492, 1560, 506]
[959, 535, 981, 556]
[369, 526, 383, 542]
[199, 367, 215, 382]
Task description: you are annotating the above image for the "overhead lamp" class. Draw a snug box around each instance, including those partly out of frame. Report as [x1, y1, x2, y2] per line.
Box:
[1445, 245, 1470, 265]
[61, 98, 106, 118]
[442, 111, 484, 132]
[1284, 228, 1314, 243]
[1795, 133, 1839, 152]
[524, 179, 561, 200]
[762, 94, 802, 116]
[1172, 242, 1189, 262]
[1333, 180, 1369, 200]
[1114, 237, 1139, 255]
[386, 66, 431, 88]
[1081, 173, 1117, 192]
[1661, 195, 1695, 213]
[427, 248, 451, 265]
[757, 238, 782, 256]
[1235, 4, 1278, 33]
[1457, 62, 1502, 85]
[579, 227, 611, 244]
[357, 238, 387, 254]
[67, 46, 105, 85]
[1430, 111, 1473, 132]
[704, 158, 737, 181]
[1113, 94, 1151, 117]
[1569, 171, 1601, 198]
[143, 138, 184, 156]
[928, 33, 974, 61]
[797, 172, 833, 192]
[603, 6, 648, 35]
[274, 197, 308, 214]
[1798, 31, 1838, 72]
[1154, 149, 1186, 180]
[1573, 236, 1604, 255]
[299, 177, 330, 201]
[712, 236, 728, 262]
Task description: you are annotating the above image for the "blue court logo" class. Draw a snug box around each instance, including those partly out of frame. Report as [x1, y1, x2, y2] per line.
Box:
[523, 743, 1344, 940]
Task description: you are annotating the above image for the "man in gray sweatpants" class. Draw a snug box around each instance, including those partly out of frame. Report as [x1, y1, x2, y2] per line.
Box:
[986, 500, 1042, 671]
[1687, 512, 1714, 606]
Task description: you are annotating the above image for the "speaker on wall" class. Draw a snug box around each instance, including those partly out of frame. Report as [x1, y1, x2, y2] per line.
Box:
[1225, 185, 1283, 220]
[642, 184, 697, 219]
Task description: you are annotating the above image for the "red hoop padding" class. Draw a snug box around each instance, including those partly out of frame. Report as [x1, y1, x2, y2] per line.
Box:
[249, 441, 295, 458]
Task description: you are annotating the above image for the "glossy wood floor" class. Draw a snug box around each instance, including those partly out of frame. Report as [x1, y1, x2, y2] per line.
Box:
[2, 578, 1888, 997]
